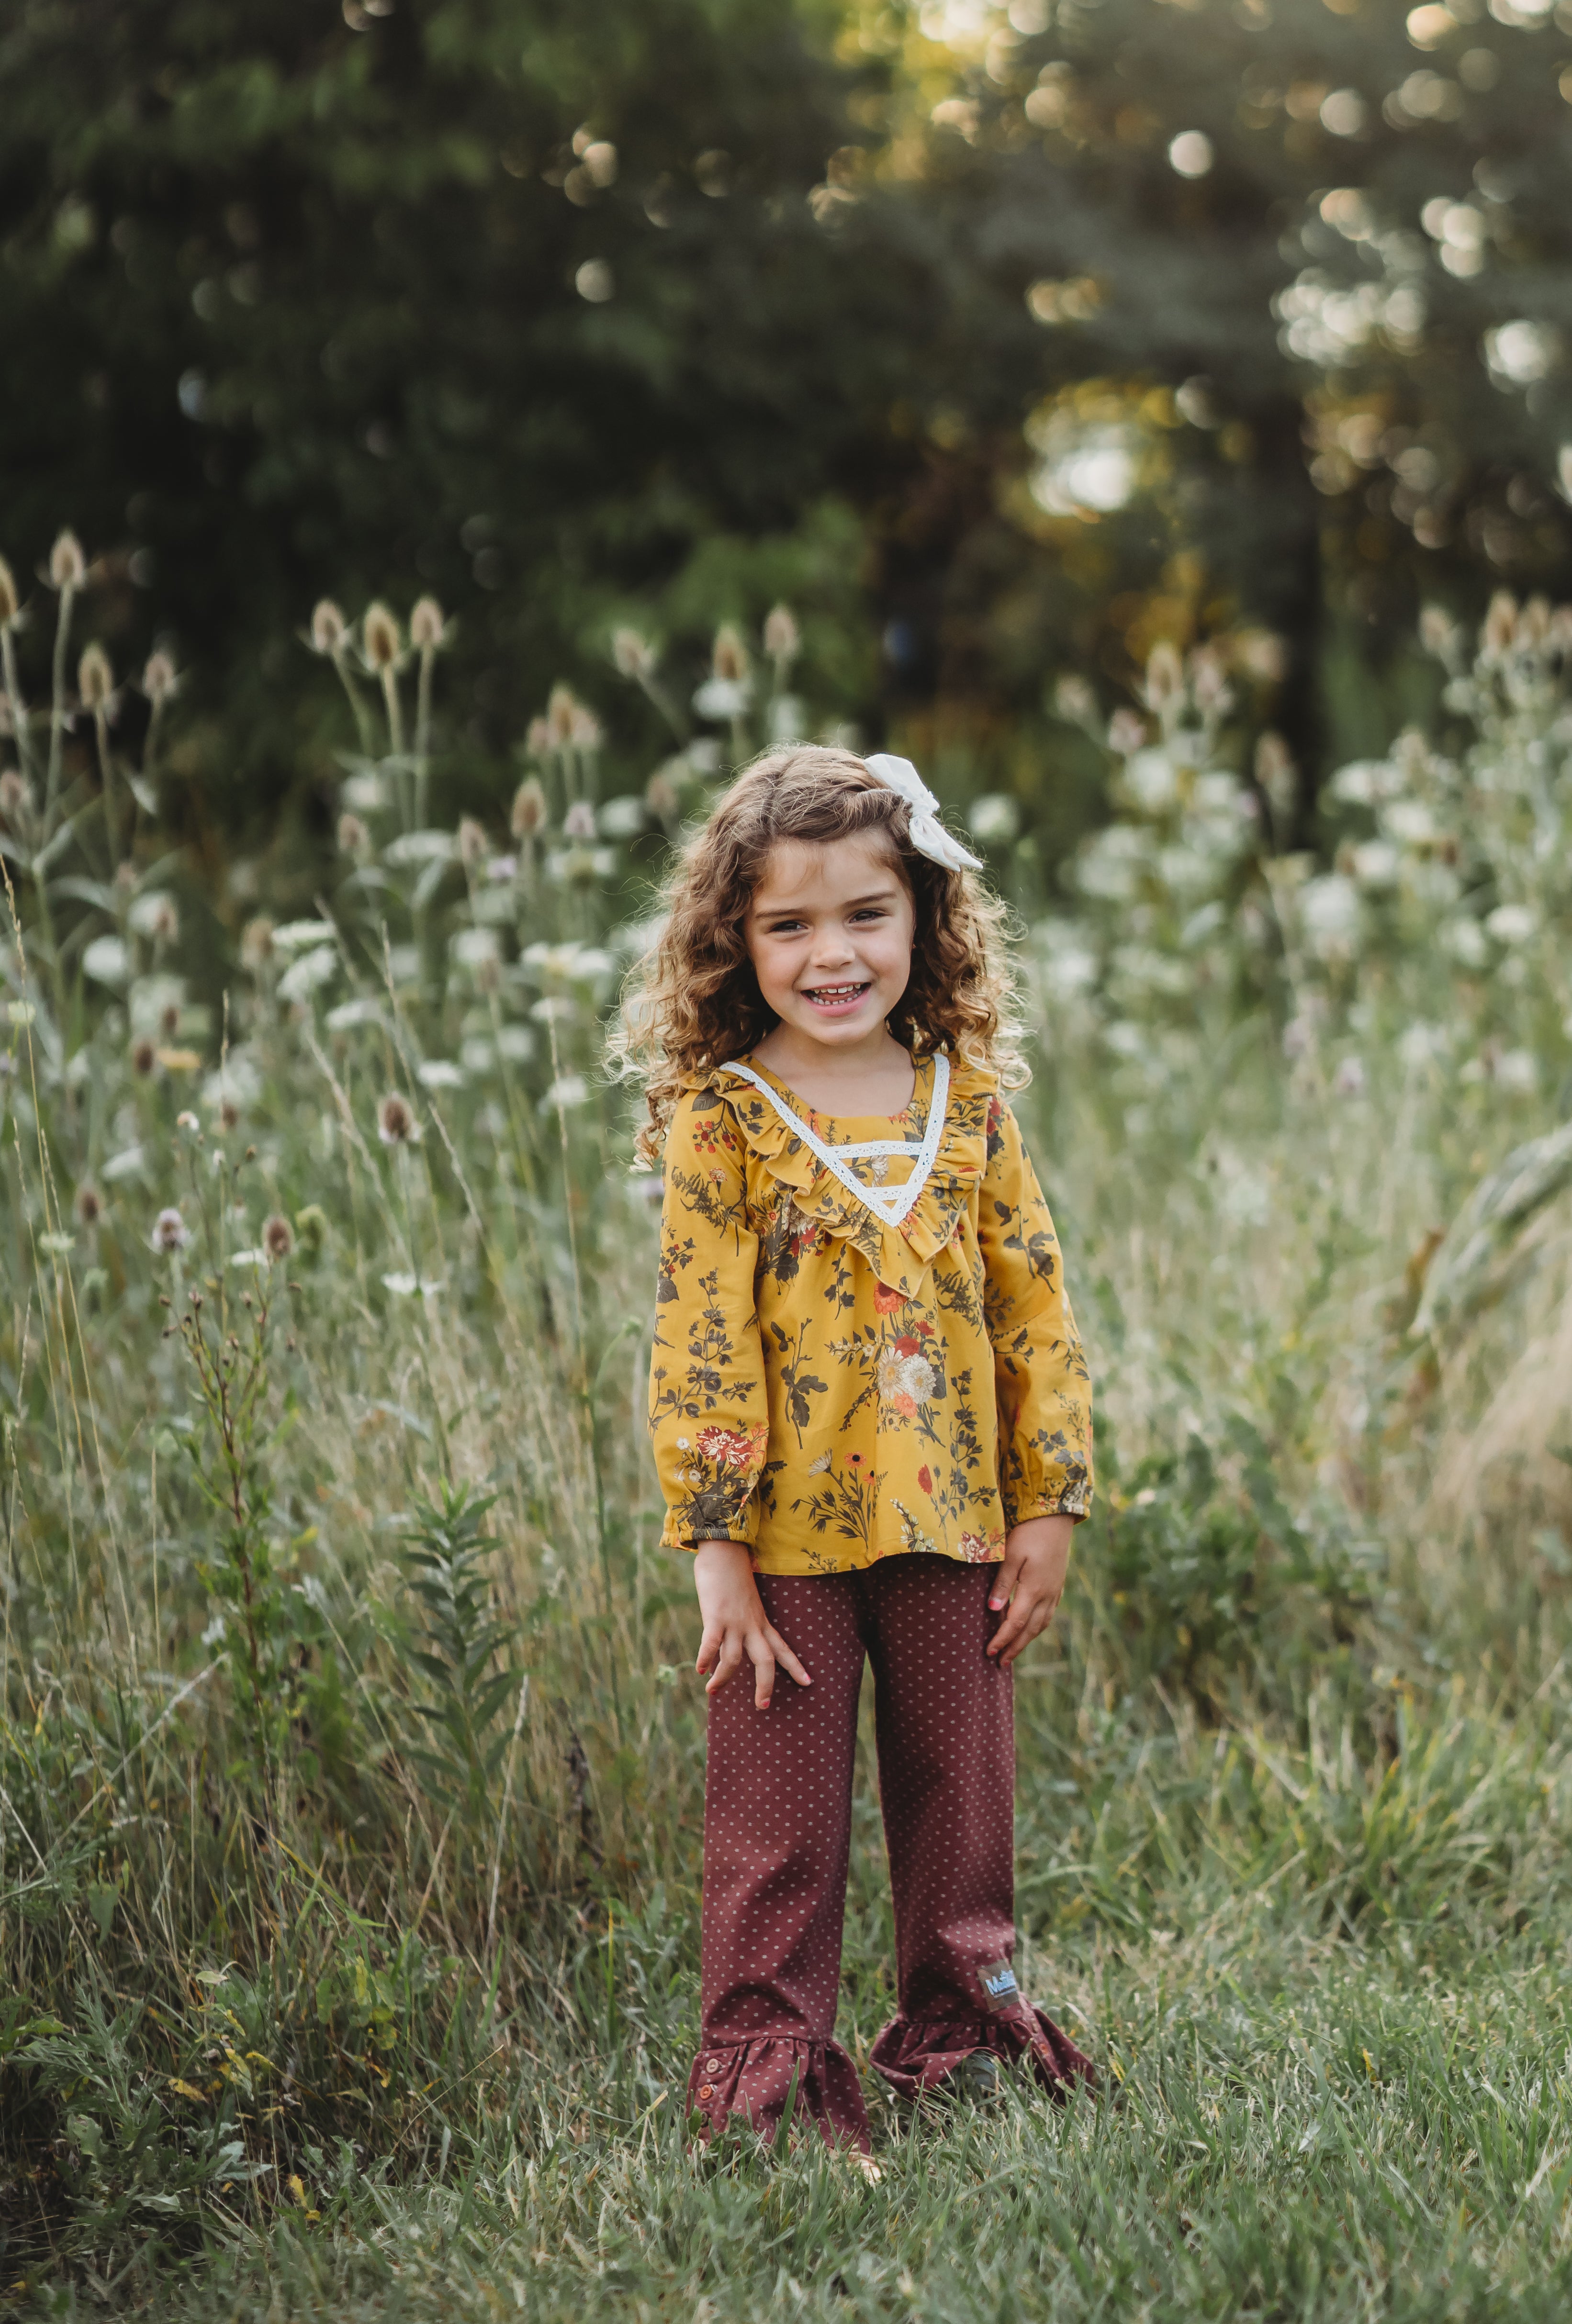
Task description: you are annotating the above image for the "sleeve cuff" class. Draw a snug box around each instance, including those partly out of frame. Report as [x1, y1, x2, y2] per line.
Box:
[1003, 1474, 1093, 1527]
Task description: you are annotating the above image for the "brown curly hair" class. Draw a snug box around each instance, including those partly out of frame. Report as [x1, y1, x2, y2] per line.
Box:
[611, 744, 1026, 1161]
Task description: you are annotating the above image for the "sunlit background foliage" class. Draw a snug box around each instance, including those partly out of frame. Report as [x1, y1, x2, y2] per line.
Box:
[4, 1, 1572, 2315]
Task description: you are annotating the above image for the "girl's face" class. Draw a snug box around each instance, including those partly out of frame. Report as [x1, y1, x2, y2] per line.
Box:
[743, 833, 916, 1049]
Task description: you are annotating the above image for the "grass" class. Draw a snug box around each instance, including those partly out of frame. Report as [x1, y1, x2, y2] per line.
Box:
[4, 589, 1572, 2317]
[37, 1673, 1572, 2322]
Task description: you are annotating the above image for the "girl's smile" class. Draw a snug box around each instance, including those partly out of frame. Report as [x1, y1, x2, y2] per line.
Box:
[743, 833, 918, 1110]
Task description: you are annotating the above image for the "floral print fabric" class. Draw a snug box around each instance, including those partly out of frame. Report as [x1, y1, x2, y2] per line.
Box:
[649, 1053, 1092, 1573]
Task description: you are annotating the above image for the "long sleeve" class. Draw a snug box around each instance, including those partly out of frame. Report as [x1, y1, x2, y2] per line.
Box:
[977, 1098, 1093, 1527]
[649, 1090, 771, 1552]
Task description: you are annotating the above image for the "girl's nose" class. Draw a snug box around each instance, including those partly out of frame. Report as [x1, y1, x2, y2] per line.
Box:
[808, 931, 856, 969]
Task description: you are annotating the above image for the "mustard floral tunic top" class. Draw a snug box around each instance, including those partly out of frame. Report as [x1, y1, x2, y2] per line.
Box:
[648, 1053, 1092, 1575]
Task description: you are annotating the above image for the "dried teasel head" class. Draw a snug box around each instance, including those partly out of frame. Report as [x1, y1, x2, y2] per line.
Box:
[510, 775, 547, 838]
[377, 1091, 419, 1145]
[1106, 709, 1146, 758]
[142, 649, 178, 705]
[240, 915, 275, 971]
[563, 800, 596, 841]
[160, 1003, 180, 1038]
[762, 604, 799, 664]
[612, 626, 656, 681]
[1418, 605, 1459, 662]
[78, 642, 113, 712]
[1482, 590, 1518, 659]
[1054, 674, 1097, 726]
[645, 765, 681, 820]
[49, 530, 87, 591]
[362, 602, 401, 671]
[1254, 731, 1296, 822]
[457, 815, 489, 867]
[525, 715, 551, 757]
[546, 684, 580, 748]
[143, 894, 179, 945]
[0, 556, 18, 629]
[337, 811, 369, 856]
[1519, 594, 1551, 648]
[1142, 640, 1184, 713]
[410, 595, 447, 651]
[1230, 628, 1287, 685]
[569, 700, 602, 751]
[262, 1213, 294, 1261]
[711, 624, 750, 685]
[1188, 644, 1231, 714]
[311, 599, 348, 655]
[131, 1038, 158, 1077]
[74, 1183, 103, 1227]
[150, 1205, 190, 1253]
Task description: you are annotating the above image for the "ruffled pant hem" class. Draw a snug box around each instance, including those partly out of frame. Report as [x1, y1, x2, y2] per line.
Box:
[688, 2003, 1095, 2153]
[869, 2001, 1097, 2101]
[686, 2035, 872, 2154]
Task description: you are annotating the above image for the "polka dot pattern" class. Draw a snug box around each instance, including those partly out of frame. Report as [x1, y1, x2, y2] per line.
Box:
[688, 1553, 1095, 2152]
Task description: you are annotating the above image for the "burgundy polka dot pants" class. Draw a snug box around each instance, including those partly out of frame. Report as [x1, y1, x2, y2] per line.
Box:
[688, 1553, 1094, 2153]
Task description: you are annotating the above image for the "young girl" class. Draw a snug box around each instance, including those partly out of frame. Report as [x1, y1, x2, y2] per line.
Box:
[623, 744, 1095, 2157]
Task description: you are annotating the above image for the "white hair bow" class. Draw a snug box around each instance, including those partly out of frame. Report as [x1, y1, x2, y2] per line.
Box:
[864, 754, 984, 874]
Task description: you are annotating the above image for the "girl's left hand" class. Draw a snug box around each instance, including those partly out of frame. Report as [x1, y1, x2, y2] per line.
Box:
[986, 1515, 1074, 1666]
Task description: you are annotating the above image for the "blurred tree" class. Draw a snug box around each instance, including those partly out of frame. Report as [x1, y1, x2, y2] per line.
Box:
[0, 0, 913, 823]
[848, 0, 1572, 781]
[6, 0, 1572, 855]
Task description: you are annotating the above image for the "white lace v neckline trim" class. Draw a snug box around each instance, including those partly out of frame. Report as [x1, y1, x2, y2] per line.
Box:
[720, 1052, 951, 1230]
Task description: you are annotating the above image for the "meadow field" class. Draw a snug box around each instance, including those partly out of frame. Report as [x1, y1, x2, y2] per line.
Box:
[4, 574, 1572, 2319]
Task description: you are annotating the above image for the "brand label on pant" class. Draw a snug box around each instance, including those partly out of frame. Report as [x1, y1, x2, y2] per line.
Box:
[978, 1960, 1019, 2012]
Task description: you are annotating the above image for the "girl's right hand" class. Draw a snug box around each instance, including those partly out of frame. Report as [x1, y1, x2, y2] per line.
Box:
[693, 1540, 811, 1709]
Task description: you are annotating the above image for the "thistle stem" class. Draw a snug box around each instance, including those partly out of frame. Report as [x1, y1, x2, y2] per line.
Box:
[1, 628, 35, 785]
[415, 644, 435, 829]
[45, 581, 76, 823]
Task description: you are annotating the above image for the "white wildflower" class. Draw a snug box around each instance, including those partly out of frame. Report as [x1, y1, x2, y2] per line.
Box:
[1350, 840, 1401, 891]
[324, 996, 385, 1032]
[270, 918, 338, 952]
[1485, 903, 1536, 945]
[541, 1074, 589, 1110]
[597, 795, 648, 838]
[82, 935, 130, 987]
[1299, 875, 1362, 962]
[968, 794, 1021, 845]
[277, 946, 339, 1004]
[451, 927, 501, 972]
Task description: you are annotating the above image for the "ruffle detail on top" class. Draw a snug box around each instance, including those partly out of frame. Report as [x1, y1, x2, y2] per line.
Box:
[695, 1054, 997, 1305]
[686, 2034, 871, 2153]
[869, 2001, 1096, 2102]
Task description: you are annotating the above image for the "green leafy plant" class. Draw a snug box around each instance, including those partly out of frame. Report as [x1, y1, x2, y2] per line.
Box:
[400, 1486, 521, 1837]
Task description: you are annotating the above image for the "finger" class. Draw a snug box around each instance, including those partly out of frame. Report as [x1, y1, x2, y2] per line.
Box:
[989, 1589, 1042, 1663]
[988, 1557, 1023, 1614]
[706, 1634, 745, 1695]
[745, 1635, 778, 1711]
[764, 1627, 812, 1689]
[998, 1590, 1059, 1665]
[695, 1621, 723, 1677]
